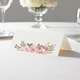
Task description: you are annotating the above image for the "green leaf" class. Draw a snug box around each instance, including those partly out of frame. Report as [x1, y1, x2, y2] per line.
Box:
[15, 44, 20, 50]
[20, 40, 26, 47]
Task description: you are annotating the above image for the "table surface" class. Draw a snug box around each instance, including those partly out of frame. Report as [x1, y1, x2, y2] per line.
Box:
[0, 22, 80, 80]
[0, 50, 80, 80]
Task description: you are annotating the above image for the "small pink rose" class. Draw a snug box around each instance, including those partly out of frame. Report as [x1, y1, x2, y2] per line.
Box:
[31, 44, 38, 49]
[42, 45, 49, 50]
[38, 50, 45, 54]
[26, 47, 33, 52]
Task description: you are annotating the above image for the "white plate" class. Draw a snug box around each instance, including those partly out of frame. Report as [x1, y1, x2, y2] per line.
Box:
[0, 32, 14, 38]
[67, 34, 80, 42]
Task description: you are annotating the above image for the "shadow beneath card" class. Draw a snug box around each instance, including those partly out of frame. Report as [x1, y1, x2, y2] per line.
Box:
[0, 36, 13, 40]
[59, 50, 80, 58]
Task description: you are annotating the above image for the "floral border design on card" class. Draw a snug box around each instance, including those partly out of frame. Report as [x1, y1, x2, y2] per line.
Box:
[15, 40, 56, 54]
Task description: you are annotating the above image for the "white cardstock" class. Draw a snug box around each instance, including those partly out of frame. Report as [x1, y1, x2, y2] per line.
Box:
[10, 29, 71, 56]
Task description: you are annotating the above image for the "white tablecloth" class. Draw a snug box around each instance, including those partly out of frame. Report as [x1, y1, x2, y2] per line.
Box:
[0, 50, 80, 80]
[0, 22, 80, 80]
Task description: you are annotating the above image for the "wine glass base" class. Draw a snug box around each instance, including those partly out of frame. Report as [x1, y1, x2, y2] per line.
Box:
[31, 24, 47, 29]
[0, 30, 14, 37]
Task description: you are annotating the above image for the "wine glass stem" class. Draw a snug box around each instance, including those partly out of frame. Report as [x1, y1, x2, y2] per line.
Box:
[1, 9, 5, 31]
[35, 15, 42, 25]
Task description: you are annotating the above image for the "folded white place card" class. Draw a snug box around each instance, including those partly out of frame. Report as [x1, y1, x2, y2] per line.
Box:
[10, 29, 71, 56]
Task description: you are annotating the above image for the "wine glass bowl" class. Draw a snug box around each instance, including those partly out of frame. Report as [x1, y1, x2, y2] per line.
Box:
[0, 0, 12, 10]
[0, 0, 13, 36]
[28, 7, 48, 16]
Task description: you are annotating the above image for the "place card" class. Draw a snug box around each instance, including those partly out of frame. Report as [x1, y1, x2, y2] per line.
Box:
[10, 29, 71, 56]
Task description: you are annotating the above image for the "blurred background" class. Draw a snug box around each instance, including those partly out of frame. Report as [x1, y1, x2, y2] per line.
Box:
[0, 0, 80, 22]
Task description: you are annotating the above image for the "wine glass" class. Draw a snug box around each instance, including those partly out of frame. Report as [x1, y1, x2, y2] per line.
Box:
[77, 8, 80, 24]
[67, 8, 80, 40]
[28, 6, 48, 29]
[0, 0, 13, 36]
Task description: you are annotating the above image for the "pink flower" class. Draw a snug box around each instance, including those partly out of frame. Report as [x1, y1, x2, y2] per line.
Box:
[42, 45, 49, 51]
[19, 44, 47, 54]
[30, 44, 38, 49]
[34, 48, 39, 53]
[24, 45, 38, 53]
[26, 47, 33, 52]
[15, 41, 55, 55]
[37, 50, 45, 54]
[30, 44, 38, 52]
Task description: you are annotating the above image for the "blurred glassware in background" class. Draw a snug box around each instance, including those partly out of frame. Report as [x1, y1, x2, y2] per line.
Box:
[28, 6, 48, 29]
[77, 8, 80, 24]
[19, 0, 57, 29]
[0, 0, 13, 37]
